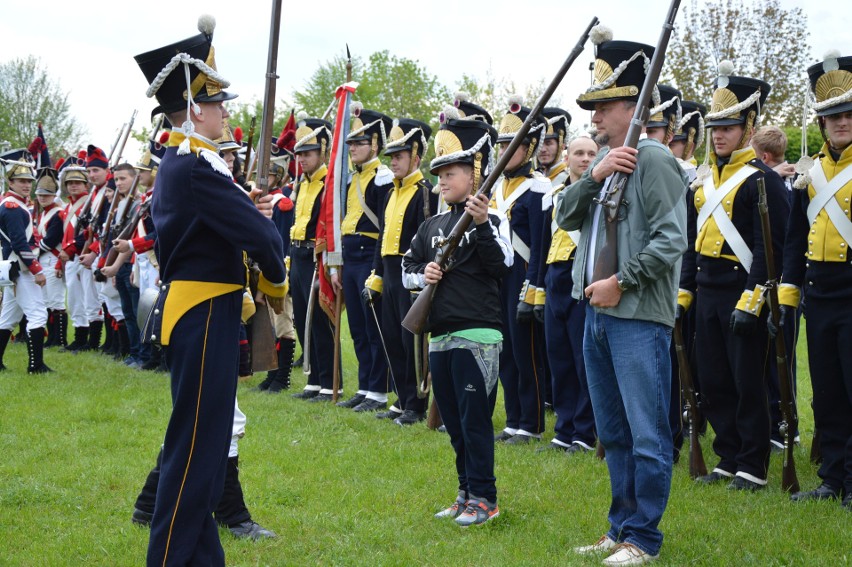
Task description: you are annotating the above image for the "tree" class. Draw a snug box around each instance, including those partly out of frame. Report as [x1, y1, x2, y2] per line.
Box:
[293, 50, 450, 169]
[0, 56, 86, 157]
[664, 0, 811, 128]
[783, 123, 823, 163]
[455, 69, 562, 128]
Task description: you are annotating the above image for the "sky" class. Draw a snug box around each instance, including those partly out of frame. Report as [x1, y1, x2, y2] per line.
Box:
[2, 0, 848, 160]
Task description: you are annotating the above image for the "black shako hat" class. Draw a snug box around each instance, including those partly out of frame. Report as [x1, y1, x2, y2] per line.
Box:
[384, 118, 432, 157]
[134, 14, 237, 116]
[808, 51, 852, 117]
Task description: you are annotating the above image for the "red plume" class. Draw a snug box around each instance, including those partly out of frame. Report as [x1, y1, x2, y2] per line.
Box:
[277, 110, 297, 150]
[234, 127, 243, 144]
[159, 131, 170, 145]
[77, 150, 87, 164]
[28, 137, 45, 156]
[54, 157, 65, 170]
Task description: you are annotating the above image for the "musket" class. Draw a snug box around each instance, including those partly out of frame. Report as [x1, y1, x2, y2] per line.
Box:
[106, 123, 126, 165]
[93, 175, 141, 281]
[110, 109, 138, 168]
[99, 199, 152, 275]
[402, 16, 600, 335]
[674, 318, 707, 478]
[255, 0, 282, 197]
[591, 0, 680, 283]
[756, 177, 800, 493]
[243, 116, 257, 183]
[331, 45, 354, 403]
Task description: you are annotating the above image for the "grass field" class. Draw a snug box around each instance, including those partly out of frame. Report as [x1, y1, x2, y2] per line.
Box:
[0, 327, 848, 566]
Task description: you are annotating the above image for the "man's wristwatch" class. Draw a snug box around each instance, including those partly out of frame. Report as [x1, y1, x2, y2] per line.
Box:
[616, 275, 630, 292]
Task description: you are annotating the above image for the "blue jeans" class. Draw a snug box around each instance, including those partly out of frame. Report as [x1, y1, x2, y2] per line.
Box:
[583, 305, 673, 556]
[115, 263, 148, 362]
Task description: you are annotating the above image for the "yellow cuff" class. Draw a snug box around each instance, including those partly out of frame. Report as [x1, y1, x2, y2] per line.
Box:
[258, 273, 287, 298]
[677, 289, 694, 312]
[241, 289, 256, 324]
[523, 286, 537, 305]
[778, 283, 801, 308]
[534, 288, 546, 306]
[735, 285, 767, 316]
[366, 272, 383, 294]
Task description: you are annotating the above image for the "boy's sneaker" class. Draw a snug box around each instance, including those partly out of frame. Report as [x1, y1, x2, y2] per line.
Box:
[435, 494, 467, 519]
[573, 534, 618, 555]
[454, 498, 499, 526]
[602, 542, 659, 565]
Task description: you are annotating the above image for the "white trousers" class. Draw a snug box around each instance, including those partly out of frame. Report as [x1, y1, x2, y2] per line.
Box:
[0, 270, 48, 331]
[95, 279, 123, 322]
[65, 260, 102, 327]
[136, 253, 160, 292]
[39, 254, 66, 311]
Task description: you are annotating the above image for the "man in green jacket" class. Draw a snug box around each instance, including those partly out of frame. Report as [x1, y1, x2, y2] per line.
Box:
[557, 32, 687, 566]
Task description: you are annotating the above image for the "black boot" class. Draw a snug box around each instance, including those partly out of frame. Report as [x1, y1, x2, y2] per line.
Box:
[57, 311, 68, 348]
[141, 345, 163, 371]
[215, 456, 276, 539]
[0, 329, 11, 371]
[27, 327, 53, 374]
[115, 320, 131, 361]
[43, 310, 58, 348]
[85, 320, 103, 351]
[99, 313, 114, 354]
[267, 338, 295, 393]
[63, 326, 89, 353]
[15, 316, 28, 345]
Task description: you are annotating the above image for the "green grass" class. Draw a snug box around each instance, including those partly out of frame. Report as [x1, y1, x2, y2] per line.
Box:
[0, 328, 848, 567]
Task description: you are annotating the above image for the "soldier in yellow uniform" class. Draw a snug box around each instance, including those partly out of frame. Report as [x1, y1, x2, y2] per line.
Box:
[489, 96, 551, 444]
[687, 63, 790, 491]
[537, 134, 599, 453]
[331, 104, 395, 412]
[784, 51, 852, 509]
[364, 118, 437, 425]
[290, 115, 337, 401]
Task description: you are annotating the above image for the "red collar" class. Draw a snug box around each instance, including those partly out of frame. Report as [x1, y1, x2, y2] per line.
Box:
[4, 191, 27, 205]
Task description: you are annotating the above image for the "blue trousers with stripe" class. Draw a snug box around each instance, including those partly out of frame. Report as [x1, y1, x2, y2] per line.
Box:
[147, 291, 241, 567]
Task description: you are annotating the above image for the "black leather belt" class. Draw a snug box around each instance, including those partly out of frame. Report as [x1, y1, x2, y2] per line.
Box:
[291, 240, 315, 249]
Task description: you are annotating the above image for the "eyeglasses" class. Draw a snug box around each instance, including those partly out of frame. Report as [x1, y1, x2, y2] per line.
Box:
[349, 140, 371, 147]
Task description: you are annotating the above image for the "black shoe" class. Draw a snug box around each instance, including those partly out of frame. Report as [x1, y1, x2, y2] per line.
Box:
[567, 442, 595, 455]
[292, 389, 319, 400]
[393, 409, 425, 426]
[266, 377, 291, 393]
[791, 483, 841, 502]
[842, 494, 851, 511]
[695, 471, 731, 485]
[253, 374, 275, 392]
[728, 476, 765, 491]
[132, 508, 153, 527]
[27, 364, 54, 374]
[494, 431, 515, 442]
[307, 392, 334, 403]
[536, 441, 570, 453]
[352, 398, 386, 412]
[228, 520, 277, 540]
[375, 407, 402, 420]
[336, 393, 366, 408]
[504, 434, 536, 445]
